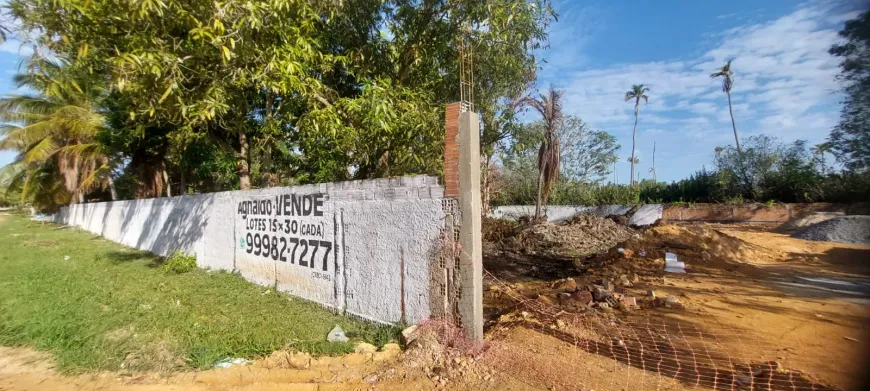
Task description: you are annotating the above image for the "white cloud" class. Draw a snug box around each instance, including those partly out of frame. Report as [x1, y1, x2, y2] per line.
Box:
[538, 2, 852, 181]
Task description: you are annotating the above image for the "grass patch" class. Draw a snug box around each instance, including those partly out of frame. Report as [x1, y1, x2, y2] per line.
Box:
[0, 214, 400, 372]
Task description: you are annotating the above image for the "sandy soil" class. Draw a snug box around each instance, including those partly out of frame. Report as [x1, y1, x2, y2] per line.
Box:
[482, 222, 870, 391]
[0, 344, 537, 391]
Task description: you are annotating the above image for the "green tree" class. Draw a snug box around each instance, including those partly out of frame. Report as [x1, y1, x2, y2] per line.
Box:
[521, 85, 563, 221]
[0, 55, 114, 210]
[623, 84, 648, 187]
[828, 11, 870, 172]
[558, 116, 620, 183]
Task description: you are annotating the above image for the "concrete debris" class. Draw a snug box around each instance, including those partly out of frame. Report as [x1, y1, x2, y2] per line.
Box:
[327, 325, 349, 343]
[664, 295, 683, 309]
[622, 297, 637, 307]
[401, 325, 419, 344]
[592, 288, 612, 302]
[574, 290, 593, 305]
[664, 252, 686, 273]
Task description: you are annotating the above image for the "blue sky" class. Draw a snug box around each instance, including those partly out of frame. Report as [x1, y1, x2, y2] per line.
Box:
[535, 0, 863, 182]
[0, 0, 865, 183]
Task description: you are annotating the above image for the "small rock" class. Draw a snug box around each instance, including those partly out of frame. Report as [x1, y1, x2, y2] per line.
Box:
[603, 280, 616, 291]
[554, 278, 578, 292]
[401, 325, 419, 344]
[647, 290, 656, 298]
[484, 374, 492, 381]
[619, 274, 633, 287]
[364, 374, 379, 383]
[354, 342, 377, 353]
[593, 288, 612, 302]
[621, 249, 635, 258]
[536, 294, 556, 305]
[556, 319, 567, 329]
[701, 251, 712, 261]
[557, 292, 573, 303]
[573, 290, 593, 305]
[328, 325, 349, 342]
[631, 273, 640, 283]
[664, 295, 683, 309]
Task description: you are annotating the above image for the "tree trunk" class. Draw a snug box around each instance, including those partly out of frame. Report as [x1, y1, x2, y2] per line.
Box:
[630, 105, 638, 187]
[100, 156, 117, 201]
[727, 92, 741, 154]
[238, 132, 251, 190]
[162, 165, 172, 197]
[652, 142, 656, 182]
[481, 152, 494, 215]
[728, 91, 754, 197]
[534, 156, 546, 222]
[179, 170, 187, 195]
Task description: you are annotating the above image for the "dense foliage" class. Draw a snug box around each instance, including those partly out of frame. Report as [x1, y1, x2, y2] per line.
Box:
[829, 11, 870, 172]
[494, 135, 870, 206]
[0, 0, 555, 210]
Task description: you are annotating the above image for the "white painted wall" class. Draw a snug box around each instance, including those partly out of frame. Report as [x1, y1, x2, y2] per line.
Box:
[54, 176, 446, 324]
[490, 204, 663, 226]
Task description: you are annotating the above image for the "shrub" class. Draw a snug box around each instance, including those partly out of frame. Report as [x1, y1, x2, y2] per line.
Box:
[162, 251, 197, 274]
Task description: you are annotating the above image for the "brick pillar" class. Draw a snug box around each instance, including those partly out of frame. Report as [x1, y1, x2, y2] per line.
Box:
[444, 103, 461, 198]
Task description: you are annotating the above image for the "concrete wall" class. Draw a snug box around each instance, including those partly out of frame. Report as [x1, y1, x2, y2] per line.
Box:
[54, 175, 447, 325]
[491, 204, 663, 226]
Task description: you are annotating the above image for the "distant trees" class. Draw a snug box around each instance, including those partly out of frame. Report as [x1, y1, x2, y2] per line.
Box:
[624, 84, 649, 187]
[497, 114, 621, 206]
[828, 11, 870, 172]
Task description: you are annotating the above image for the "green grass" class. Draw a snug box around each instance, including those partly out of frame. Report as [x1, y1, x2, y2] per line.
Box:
[0, 214, 401, 372]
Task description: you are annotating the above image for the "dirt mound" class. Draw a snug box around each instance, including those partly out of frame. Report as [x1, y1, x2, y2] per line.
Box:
[581, 223, 783, 279]
[778, 211, 844, 231]
[513, 214, 636, 256]
[793, 215, 870, 245]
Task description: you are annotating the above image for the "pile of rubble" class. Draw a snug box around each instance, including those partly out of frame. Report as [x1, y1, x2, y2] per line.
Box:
[500, 214, 637, 257]
[543, 277, 684, 313]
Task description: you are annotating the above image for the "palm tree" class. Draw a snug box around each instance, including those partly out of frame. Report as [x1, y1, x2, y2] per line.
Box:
[710, 60, 741, 154]
[0, 55, 114, 209]
[624, 84, 649, 187]
[811, 142, 833, 175]
[521, 85, 564, 222]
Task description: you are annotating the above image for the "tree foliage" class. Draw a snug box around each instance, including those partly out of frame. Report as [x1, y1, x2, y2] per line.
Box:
[829, 11, 870, 172]
[1, 0, 555, 209]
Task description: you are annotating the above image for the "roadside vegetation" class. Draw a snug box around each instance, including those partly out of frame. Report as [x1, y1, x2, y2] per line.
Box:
[0, 214, 400, 372]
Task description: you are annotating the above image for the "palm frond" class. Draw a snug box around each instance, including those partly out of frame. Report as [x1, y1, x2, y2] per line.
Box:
[78, 162, 112, 193]
[21, 136, 58, 164]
